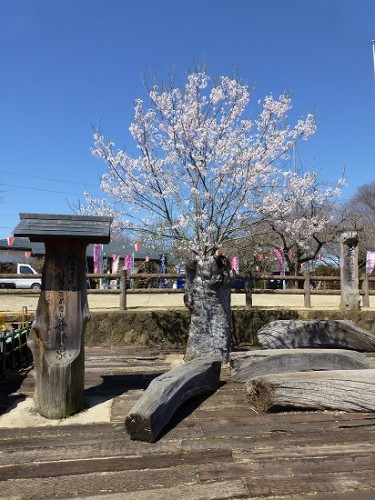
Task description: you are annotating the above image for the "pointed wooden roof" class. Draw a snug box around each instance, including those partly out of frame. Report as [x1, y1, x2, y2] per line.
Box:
[14, 213, 112, 243]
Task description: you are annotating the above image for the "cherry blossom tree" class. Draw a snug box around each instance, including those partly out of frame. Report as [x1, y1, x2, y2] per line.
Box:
[260, 171, 345, 276]
[85, 69, 317, 361]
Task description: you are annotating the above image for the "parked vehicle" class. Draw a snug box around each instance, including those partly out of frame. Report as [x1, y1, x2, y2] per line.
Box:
[0, 263, 42, 290]
[269, 271, 315, 290]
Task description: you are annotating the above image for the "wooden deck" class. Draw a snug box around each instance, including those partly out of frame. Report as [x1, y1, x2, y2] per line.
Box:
[1, 347, 375, 499]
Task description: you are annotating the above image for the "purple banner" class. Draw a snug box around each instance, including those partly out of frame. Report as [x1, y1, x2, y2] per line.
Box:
[93, 244, 102, 274]
[124, 254, 133, 273]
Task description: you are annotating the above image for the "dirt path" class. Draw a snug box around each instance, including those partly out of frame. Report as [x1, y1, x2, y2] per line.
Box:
[1, 290, 374, 315]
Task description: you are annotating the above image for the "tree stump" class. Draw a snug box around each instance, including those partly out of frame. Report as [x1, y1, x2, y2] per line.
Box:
[125, 358, 221, 442]
[256, 320, 375, 351]
[246, 369, 375, 412]
[230, 349, 370, 383]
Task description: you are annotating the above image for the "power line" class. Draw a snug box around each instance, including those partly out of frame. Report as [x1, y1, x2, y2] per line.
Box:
[0, 169, 99, 188]
[2, 183, 83, 196]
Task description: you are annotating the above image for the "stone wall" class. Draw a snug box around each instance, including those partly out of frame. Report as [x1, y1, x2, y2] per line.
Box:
[84, 308, 375, 349]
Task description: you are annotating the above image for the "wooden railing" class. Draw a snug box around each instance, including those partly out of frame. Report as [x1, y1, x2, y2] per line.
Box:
[0, 325, 31, 378]
[1, 270, 375, 310]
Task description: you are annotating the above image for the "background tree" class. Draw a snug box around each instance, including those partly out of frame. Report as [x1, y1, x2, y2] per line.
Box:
[85, 69, 317, 361]
[346, 181, 375, 256]
[338, 181, 375, 280]
[259, 171, 345, 277]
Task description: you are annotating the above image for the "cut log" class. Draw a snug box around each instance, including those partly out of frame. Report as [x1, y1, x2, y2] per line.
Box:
[246, 369, 375, 412]
[125, 357, 221, 442]
[256, 320, 375, 352]
[230, 349, 370, 383]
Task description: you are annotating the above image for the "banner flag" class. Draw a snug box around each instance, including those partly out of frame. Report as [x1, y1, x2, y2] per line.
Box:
[112, 254, 120, 274]
[134, 242, 141, 251]
[272, 247, 285, 276]
[7, 236, 14, 246]
[93, 244, 102, 274]
[124, 254, 133, 273]
[366, 251, 375, 275]
[231, 256, 239, 272]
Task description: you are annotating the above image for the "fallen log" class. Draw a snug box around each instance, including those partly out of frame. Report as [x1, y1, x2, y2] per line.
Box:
[246, 369, 375, 412]
[125, 357, 221, 442]
[230, 349, 370, 383]
[256, 320, 375, 351]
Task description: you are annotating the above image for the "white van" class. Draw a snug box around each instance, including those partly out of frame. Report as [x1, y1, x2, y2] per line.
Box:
[0, 263, 42, 289]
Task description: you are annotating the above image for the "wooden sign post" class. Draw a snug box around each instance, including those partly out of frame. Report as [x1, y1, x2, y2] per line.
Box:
[14, 214, 112, 419]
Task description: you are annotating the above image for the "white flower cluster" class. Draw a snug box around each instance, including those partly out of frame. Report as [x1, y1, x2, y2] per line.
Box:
[86, 70, 336, 256]
[260, 170, 343, 250]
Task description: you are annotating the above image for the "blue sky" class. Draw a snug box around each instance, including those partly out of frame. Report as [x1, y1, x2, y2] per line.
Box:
[1, 0, 375, 238]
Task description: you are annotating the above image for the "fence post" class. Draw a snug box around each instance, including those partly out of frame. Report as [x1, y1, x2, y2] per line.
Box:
[303, 272, 311, 308]
[362, 272, 370, 308]
[245, 273, 253, 309]
[119, 269, 127, 311]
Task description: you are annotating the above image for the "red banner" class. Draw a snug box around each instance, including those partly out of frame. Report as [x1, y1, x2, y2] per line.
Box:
[272, 247, 285, 276]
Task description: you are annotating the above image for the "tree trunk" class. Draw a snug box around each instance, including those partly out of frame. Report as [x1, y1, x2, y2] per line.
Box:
[28, 239, 90, 419]
[230, 348, 370, 383]
[256, 320, 375, 351]
[184, 255, 232, 362]
[246, 369, 375, 412]
[125, 358, 221, 442]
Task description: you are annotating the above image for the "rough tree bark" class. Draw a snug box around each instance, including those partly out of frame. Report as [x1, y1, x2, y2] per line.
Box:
[125, 357, 221, 442]
[230, 349, 370, 383]
[256, 320, 375, 351]
[246, 369, 375, 412]
[184, 255, 232, 362]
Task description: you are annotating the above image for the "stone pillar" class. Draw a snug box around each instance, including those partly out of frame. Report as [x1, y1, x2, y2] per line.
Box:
[340, 231, 360, 310]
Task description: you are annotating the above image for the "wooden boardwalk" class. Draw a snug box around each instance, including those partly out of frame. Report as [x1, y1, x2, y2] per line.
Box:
[1, 347, 375, 499]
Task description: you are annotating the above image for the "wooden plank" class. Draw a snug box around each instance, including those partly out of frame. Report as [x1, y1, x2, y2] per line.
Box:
[1, 346, 375, 499]
[0, 448, 232, 480]
[244, 471, 375, 498]
[80, 480, 250, 499]
[198, 454, 375, 481]
[0, 467, 199, 500]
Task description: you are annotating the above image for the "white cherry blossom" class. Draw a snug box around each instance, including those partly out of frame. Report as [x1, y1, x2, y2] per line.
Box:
[86, 69, 324, 258]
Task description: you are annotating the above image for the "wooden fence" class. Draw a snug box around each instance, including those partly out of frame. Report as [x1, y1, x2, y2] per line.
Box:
[85, 270, 375, 309]
[2, 270, 374, 310]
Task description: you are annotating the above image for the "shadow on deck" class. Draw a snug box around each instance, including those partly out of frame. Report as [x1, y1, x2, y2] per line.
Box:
[0, 347, 375, 499]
